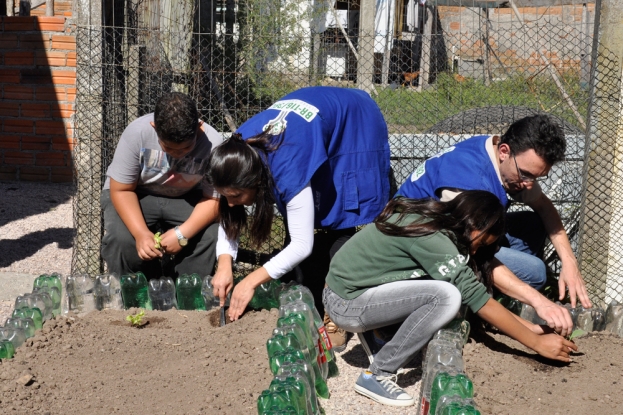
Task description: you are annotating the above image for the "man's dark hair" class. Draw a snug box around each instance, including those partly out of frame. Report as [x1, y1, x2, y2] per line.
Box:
[153, 92, 199, 143]
[500, 114, 566, 165]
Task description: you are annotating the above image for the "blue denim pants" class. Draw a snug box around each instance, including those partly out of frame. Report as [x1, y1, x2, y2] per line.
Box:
[323, 280, 461, 376]
[495, 211, 548, 290]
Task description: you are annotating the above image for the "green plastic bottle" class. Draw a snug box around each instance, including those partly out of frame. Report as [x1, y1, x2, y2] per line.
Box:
[33, 274, 63, 316]
[0, 339, 15, 359]
[429, 370, 474, 415]
[279, 284, 339, 378]
[249, 279, 281, 311]
[120, 272, 152, 310]
[12, 307, 43, 330]
[257, 389, 298, 415]
[436, 396, 481, 415]
[270, 350, 329, 399]
[269, 376, 309, 415]
[277, 361, 320, 415]
[176, 274, 206, 311]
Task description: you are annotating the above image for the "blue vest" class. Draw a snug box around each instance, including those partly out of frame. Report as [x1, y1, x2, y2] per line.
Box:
[396, 135, 509, 207]
[236, 86, 391, 230]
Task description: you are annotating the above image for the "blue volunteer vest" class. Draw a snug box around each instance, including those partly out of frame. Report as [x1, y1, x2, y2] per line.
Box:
[396, 135, 509, 207]
[236, 86, 391, 230]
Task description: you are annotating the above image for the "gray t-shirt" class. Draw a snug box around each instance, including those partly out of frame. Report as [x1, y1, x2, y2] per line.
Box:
[103, 114, 223, 198]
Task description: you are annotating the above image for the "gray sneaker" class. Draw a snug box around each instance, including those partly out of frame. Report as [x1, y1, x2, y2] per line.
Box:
[354, 370, 415, 407]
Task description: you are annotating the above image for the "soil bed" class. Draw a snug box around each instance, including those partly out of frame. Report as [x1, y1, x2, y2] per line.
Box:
[1, 309, 622, 415]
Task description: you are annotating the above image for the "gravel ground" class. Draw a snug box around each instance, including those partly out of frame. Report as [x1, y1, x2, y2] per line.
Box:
[0, 181, 74, 324]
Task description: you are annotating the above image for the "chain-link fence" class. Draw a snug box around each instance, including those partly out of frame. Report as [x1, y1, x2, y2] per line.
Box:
[72, 0, 621, 306]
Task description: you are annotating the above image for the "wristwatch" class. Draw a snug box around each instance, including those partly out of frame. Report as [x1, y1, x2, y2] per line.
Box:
[174, 226, 188, 247]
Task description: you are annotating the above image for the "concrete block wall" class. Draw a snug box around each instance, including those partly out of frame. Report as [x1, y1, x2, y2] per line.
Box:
[437, 4, 595, 78]
[0, 1, 75, 182]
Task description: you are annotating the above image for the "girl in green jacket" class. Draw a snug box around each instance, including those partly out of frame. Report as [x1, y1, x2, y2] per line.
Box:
[323, 190, 577, 407]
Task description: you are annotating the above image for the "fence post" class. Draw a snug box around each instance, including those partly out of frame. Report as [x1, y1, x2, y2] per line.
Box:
[580, 0, 623, 306]
[357, 0, 375, 94]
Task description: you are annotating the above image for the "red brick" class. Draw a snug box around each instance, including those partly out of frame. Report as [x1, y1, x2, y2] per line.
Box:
[51, 35, 75, 50]
[51, 166, 73, 182]
[20, 69, 53, 84]
[0, 134, 21, 149]
[35, 17, 66, 32]
[36, 120, 65, 135]
[449, 22, 460, 31]
[66, 87, 75, 102]
[22, 142, 51, 151]
[18, 33, 51, 49]
[52, 136, 73, 151]
[21, 103, 51, 118]
[3, 50, 35, 65]
[36, 152, 67, 166]
[4, 151, 34, 165]
[35, 50, 66, 66]
[20, 166, 49, 181]
[51, 70, 75, 85]
[2, 17, 36, 31]
[3, 85, 34, 100]
[0, 34, 19, 48]
[0, 102, 20, 117]
[66, 51, 76, 67]
[0, 68, 21, 83]
[4, 119, 34, 134]
[35, 86, 66, 101]
[51, 103, 74, 118]
[0, 165, 18, 181]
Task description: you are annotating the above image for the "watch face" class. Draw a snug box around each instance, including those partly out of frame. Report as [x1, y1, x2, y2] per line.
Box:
[179, 238, 188, 247]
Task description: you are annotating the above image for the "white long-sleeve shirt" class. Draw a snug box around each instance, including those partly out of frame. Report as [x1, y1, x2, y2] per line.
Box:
[216, 183, 315, 279]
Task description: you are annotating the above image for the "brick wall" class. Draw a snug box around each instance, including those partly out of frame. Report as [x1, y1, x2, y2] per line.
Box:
[0, 3, 75, 182]
[437, 4, 595, 79]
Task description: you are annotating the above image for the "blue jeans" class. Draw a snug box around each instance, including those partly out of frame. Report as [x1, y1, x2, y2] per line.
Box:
[495, 211, 547, 290]
[323, 280, 461, 377]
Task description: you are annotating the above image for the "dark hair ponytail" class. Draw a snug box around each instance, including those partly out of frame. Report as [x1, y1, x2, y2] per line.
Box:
[207, 131, 284, 247]
[375, 191, 505, 291]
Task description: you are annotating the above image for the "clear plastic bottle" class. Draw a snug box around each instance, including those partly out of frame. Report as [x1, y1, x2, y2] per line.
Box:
[418, 340, 464, 415]
[29, 291, 54, 321]
[148, 276, 178, 311]
[605, 301, 623, 335]
[519, 303, 547, 326]
[94, 273, 124, 311]
[65, 274, 97, 314]
[5, 317, 35, 339]
[33, 286, 61, 317]
[201, 275, 231, 310]
[0, 326, 26, 349]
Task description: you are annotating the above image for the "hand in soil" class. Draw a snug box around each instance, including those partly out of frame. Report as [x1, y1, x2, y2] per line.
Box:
[533, 333, 578, 362]
[228, 278, 256, 321]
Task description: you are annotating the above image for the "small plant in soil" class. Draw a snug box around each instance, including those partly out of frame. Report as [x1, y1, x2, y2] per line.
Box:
[568, 328, 586, 341]
[126, 309, 146, 327]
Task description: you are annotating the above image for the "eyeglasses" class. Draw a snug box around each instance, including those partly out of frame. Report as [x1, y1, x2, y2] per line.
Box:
[511, 153, 547, 183]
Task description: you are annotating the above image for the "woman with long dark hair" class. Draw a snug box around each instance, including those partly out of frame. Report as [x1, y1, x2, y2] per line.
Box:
[207, 87, 391, 340]
[323, 191, 577, 407]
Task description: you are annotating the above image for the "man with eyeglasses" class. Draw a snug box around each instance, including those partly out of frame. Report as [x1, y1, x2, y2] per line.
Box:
[101, 92, 223, 279]
[394, 114, 590, 337]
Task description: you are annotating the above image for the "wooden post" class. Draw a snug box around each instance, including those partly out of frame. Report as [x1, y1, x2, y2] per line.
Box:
[417, 4, 433, 91]
[357, 0, 376, 94]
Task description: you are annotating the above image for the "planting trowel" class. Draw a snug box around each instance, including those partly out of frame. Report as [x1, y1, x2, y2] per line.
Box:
[219, 306, 226, 327]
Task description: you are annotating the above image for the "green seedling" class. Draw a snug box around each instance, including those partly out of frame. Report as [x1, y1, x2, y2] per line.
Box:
[154, 232, 163, 250]
[126, 309, 146, 327]
[568, 328, 586, 341]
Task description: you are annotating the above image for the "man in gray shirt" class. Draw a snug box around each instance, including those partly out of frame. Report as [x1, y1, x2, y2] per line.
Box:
[101, 92, 223, 278]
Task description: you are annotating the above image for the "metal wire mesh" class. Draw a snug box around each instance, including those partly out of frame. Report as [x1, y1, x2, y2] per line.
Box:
[71, 0, 618, 306]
